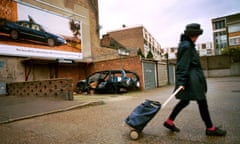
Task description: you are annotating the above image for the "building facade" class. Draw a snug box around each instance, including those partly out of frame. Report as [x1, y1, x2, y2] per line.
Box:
[164, 41, 214, 60]
[196, 42, 215, 56]
[102, 25, 163, 60]
[212, 12, 240, 55]
[164, 47, 177, 60]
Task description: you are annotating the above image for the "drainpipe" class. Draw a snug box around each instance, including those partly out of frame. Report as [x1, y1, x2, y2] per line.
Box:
[165, 53, 170, 85]
[156, 61, 159, 88]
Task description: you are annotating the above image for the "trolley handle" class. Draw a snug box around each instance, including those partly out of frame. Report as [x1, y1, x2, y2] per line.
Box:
[161, 87, 182, 109]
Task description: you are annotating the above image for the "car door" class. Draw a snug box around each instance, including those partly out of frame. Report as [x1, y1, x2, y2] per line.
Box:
[18, 21, 45, 42]
[17, 22, 32, 38]
[29, 23, 46, 42]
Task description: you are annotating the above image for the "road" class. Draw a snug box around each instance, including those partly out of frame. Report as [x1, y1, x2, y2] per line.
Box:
[0, 77, 239, 144]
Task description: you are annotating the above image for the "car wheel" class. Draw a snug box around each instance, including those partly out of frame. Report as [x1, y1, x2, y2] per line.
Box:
[77, 87, 83, 94]
[89, 89, 95, 94]
[119, 87, 128, 93]
[47, 38, 55, 46]
[113, 85, 119, 93]
[10, 30, 19, 40]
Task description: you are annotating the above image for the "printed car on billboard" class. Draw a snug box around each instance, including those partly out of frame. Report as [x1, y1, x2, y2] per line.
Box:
[0, 17, 67, 46]
[0, 1, 82, 60]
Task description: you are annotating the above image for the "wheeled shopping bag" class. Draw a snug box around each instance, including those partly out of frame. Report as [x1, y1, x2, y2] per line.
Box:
[124, 87, 182, 140]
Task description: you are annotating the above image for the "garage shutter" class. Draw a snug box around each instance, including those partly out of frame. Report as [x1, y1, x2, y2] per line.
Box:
[143, 62, 156, 89]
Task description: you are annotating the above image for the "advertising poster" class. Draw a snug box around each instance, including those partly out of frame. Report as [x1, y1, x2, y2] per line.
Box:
[0, 1, 82, 60]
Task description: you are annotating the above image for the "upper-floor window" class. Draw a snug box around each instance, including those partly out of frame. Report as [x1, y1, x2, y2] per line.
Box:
[214, 20, 225, 30]
[228, 23, 240, 33]
[202, 44, 206, 49]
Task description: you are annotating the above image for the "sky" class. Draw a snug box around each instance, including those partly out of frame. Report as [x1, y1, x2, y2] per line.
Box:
[98, 0, 240, 48]
[18, 4, 73, 36]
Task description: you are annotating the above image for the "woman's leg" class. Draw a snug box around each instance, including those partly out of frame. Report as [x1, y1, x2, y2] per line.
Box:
[169, 100, 190, 121]
[197, 99, 213, 128]
[197, 99, 227, 136]
[163, 100, 190, 132]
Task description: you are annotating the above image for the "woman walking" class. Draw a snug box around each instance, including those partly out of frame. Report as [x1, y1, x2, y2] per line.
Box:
[163, 23, 226, 136]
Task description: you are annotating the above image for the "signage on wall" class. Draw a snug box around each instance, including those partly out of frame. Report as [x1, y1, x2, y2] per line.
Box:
[0, 61, 5, 69]
[0, 44, 82, 60]
[0, 1, 82, 60]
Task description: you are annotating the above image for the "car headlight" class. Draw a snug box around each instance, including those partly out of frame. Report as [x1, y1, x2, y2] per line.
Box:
[117, 77, 122, 82]
[57, 37, 66, 43]
[136, 81, 140, 87]
[126, 79, 131, 85]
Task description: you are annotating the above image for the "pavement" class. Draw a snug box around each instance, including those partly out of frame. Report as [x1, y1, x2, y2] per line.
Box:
[1, 76, 240, 125]
[0, 93, 108, 124]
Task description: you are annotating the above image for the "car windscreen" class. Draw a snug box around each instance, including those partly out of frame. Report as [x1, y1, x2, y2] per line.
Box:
[88, 73, 101, 82]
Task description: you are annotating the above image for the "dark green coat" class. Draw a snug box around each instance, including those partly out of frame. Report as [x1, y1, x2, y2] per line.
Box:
[175, 35, 207, 100]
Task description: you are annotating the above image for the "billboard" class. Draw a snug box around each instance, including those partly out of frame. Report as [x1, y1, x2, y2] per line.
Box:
[0, 1, 82, 60]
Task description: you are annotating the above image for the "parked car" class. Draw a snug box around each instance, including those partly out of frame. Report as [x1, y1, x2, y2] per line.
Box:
[0, 18, 66, 46]
[76, 69, 140, 94]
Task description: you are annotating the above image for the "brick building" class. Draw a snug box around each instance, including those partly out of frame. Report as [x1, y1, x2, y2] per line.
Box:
[102, 25, 163, 60]
[212, 12, 240, 55]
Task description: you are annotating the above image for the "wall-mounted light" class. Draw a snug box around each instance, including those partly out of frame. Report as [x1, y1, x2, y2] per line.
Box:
[56, 59, 74, 63]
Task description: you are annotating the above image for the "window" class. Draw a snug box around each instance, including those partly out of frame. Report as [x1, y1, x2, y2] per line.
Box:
[228, 23, 240, 33]
[202, 44, 206, 49]
[206, 43, 212, 49]
[229, 36, 240, 46]
[214, 31, 227, 49]
[214, 20, 225, 30]
[32, 24, 40, 31]
[110, 40, 116, 48]
[207, 49, 212, 55]
[21, 23, 30, 28]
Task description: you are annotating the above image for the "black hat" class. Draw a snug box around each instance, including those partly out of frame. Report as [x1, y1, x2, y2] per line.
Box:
[184, 23, 203, 36]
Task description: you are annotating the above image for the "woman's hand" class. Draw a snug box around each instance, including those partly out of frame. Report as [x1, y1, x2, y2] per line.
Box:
[179, 85, 185, 90]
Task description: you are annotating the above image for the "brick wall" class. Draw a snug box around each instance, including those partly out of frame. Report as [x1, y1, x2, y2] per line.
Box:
[108, 27, 144, 51]
[0, 0, 17, 21]
[57, 63, 87, 91]
[7, 78, 73, 100]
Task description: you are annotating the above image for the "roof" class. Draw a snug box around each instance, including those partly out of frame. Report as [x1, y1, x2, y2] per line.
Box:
[212, 12, 240, 21]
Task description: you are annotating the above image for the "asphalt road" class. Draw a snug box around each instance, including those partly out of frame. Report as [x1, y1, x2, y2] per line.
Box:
[0, 77, 239, 144]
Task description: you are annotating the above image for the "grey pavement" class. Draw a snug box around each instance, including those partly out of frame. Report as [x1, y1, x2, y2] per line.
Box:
[0, 93, 107, 124]
[0, 76, 239, 144]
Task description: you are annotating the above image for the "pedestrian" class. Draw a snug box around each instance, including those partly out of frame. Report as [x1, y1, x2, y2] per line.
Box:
[163, 23, 227, 136]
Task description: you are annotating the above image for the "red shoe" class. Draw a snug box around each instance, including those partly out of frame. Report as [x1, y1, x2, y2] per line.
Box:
[206, 127, 227, 136]
[163, 122, 180, 132]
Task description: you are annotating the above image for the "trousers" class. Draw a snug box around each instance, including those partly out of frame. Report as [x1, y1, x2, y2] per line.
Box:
[169, 99, 213, 128]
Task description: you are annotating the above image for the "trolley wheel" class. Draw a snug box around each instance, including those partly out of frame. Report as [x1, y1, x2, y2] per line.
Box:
[129, 130, 140, 140]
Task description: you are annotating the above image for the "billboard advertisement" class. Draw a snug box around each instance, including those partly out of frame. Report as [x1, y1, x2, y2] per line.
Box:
[0, 1, 82, 60]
